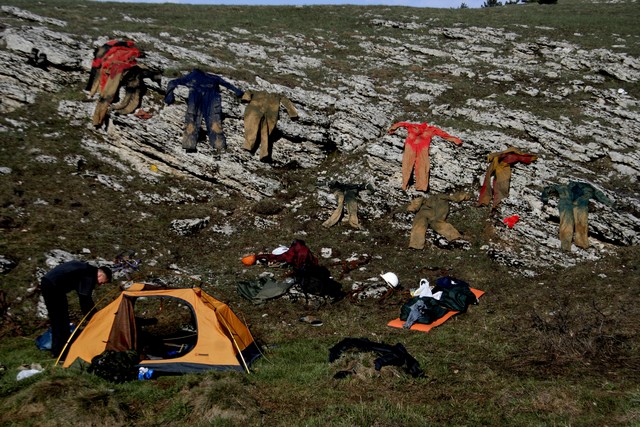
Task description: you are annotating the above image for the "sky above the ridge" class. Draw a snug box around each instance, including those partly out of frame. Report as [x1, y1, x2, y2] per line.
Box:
[97, 0, 486, 8]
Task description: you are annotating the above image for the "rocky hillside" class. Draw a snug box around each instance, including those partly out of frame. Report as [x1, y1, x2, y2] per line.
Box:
[0, 1, 638, 284]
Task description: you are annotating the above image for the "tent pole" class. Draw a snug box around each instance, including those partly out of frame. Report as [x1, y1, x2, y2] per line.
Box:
[54, 286, 121, 367]
[217, 314, 250, 374]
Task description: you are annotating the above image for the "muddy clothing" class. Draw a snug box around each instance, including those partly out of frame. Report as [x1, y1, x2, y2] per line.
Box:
[165, 69, 244, 151]
[86, 40, 136, 92]
[541, 181, 612, 251]
[329, 338, 424, 378]
[256, 240, 344, 300]
[388, 121, 462, 191]
[111, 66, 162, 116]
[407, 192, 470, 249]
[40, 261, 99, 357]
[242, 90, 298, 160]
[322, 182, 371, 229]
[478, 147, 538, 208]
[91, 45, 142, 127]
[257, 240, 318, 271]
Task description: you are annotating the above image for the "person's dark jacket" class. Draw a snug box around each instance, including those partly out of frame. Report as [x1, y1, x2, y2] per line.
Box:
[42, 260, 99, 315]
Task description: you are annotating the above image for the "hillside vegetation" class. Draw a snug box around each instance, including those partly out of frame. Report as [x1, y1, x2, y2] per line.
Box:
[0, 0, 639, 426]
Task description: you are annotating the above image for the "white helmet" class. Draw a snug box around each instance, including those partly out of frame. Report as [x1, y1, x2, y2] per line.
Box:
[380, 272, 399, 288]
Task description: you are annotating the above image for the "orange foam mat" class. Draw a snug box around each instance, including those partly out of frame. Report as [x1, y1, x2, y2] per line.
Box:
[387, 288, 485, 332]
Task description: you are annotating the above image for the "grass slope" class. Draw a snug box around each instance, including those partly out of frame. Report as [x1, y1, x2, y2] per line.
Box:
[0, 0, 639, 426]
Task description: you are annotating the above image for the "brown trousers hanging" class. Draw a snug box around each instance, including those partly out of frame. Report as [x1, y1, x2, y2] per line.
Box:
[559, 205, 590, 251]
[322, 188, 361, 229]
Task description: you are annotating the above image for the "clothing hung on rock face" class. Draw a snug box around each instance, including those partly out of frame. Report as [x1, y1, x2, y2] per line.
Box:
[388, 121, 462, 191]
[407, 192, 470, 249]
[91, 45, 143, 127]
[322, 182, 372, 229]
[110, 66, 162, 116]
[242, 90, 298, 161]
[164, 69, 244, 152]
[477, 147, 538, 208]
[40, 261, 100, 357]
[541, 181, 612, 251]
[329, 337, 424, 378]
[86, 40, 136, 92]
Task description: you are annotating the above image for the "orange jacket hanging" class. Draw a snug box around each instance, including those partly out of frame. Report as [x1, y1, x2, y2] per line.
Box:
[387, 122, 462, 191]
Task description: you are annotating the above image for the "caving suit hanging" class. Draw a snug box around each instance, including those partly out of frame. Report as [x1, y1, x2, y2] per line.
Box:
[387, 121, 462, 191]
[164, 69, 244, 152]
[322, 182, 372, 229]
[478, 147, 538, 208]
[91, 45, 142, 127]
[242, 90, 298, 161]
[541, 181, 612, 251]
[86, 40, 136, 92]
[110, 66, 162, 116]
[407, 192, 470, 249]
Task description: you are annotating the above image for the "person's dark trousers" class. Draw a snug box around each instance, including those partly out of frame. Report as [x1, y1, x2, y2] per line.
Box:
[40, 278, 70, 358]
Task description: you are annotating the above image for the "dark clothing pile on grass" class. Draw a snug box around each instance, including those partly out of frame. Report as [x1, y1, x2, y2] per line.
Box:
[255, 240, 345, 302]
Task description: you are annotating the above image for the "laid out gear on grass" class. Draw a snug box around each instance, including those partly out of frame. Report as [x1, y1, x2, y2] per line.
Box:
[164, 68, 244, 152]
[237, 276, 295, 305]
[256, 239, 318, 271]
[407, 192, 470, 250]
[241, 254, 257, 266]
[329, 337, 424, 378]
[241, 90, 299, 161]
[400, 277, 478, 328]
[387, 121, 462, 192]
[478, 147, 538, 209]
[256, 240, 345, 302]
[380, 272, 399, 288]
[541, 181, 613, 251]
[322, 182, 372, 229]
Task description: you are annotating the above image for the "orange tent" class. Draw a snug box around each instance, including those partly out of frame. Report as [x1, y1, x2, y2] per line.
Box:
[62, 283, 260, 374]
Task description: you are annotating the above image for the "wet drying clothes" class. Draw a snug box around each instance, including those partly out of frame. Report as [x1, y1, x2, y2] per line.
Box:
[387, 121, 462, 191]
[91, 45, 143, 127]
[541, 181, 612, 251]
[242, 90, 298, 161]
[86, 40, 136, 92]
[407, 192, 470, 249]
[164, 69, 244, 152]
[322, 182, 371, 229]
[40, 261, 100, 357]
[478, 147, 538, 208]
[110, 66, 162, 116]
